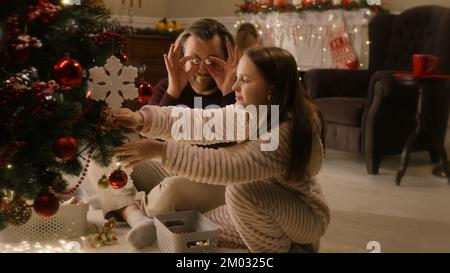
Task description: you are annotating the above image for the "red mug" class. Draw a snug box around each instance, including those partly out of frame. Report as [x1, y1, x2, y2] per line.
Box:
[413, 54, 440, 76]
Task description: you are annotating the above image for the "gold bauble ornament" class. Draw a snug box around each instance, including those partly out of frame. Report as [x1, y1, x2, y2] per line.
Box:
[4, 197, 32, 226]
[98, 174, 109, 189]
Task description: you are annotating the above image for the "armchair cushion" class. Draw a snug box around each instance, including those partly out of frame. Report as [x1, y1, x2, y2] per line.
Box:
[304, 69, 371, 99]
[314, 97, 366, 127]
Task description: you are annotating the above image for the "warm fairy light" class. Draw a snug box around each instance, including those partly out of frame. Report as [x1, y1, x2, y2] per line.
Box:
[61, 0, 75, 5]
[6, 164, 13, 169]
[86, 90, 93, 98]
[0, 240, 84, 253]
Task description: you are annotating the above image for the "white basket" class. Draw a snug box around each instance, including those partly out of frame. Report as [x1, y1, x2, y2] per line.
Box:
[154, 211, 219, 253]
[0, 204, 89, 243]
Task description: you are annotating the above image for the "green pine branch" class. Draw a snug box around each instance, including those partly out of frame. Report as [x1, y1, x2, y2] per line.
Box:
[0, 0, 130, 230]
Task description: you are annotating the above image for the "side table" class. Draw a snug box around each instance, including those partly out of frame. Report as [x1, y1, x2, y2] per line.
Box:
[393, 73, 450, 185]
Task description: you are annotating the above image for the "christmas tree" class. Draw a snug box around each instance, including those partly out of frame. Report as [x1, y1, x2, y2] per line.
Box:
[0, 0, 131, 229]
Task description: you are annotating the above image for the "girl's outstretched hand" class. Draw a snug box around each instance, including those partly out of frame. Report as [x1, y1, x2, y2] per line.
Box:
[114, 139, 165, 168]
[112, 108, 144, 129]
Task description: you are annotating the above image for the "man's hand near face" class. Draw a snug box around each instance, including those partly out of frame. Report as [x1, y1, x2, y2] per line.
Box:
[163, 43, 199, 99]
[206, 39, 240, 96]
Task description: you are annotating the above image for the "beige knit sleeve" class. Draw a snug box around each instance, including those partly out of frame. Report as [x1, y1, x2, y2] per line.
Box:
[137, 104, 247, 144]
[161, 122, 292, 185]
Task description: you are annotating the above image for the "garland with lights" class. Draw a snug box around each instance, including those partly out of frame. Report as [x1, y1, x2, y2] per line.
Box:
[0, 0, 131, 230]
[235, 2, 376, 70]
[237, 0, 387, 14]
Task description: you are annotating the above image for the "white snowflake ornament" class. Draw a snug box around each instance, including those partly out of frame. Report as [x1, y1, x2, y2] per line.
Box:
[88, 56, 138, 109]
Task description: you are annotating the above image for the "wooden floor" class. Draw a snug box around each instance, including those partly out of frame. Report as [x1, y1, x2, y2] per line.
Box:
[29, 128, 450, 253]
[319, 132, 450, 253]
[86, 130, 450, 253]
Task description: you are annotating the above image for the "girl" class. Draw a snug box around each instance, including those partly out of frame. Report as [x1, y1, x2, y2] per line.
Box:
[114, 47, 329, 253]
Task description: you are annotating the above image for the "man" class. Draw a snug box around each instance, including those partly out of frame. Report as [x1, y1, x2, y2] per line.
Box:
[99, 19, 238, 249]
[151, 18, 236, 107]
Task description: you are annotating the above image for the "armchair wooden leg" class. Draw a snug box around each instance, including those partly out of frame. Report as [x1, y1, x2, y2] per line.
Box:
[429, 149, 440, 164]
[366, 156, 381, 175]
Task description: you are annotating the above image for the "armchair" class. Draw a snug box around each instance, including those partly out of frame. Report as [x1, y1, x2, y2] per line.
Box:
[304, 6, 450, 174]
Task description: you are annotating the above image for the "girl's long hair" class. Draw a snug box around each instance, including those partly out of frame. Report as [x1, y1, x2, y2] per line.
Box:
[245, 47, 326, 180]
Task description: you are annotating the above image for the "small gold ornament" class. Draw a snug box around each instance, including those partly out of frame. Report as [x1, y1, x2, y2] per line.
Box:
[97, 174, 109, 189]
[4, 197, 32, 226]
[88, 218, 118, 248]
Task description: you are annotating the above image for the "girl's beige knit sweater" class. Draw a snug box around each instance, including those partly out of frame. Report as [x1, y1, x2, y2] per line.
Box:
[138, 104, 330, 222]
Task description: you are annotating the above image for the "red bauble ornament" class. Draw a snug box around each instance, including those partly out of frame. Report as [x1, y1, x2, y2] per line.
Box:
[52, 57, 83, 89]
[115, 52, 129, 63]
[275, 0, 284, 8]
[137, 81, 155, 104]
[33, 193, 60, 217]
[53, 137, 78, 161]
[345, 60, 359, 70]
[109, 168, 128, 189]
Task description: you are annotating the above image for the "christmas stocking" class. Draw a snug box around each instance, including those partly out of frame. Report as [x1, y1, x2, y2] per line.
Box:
[328, 17, 359, 70]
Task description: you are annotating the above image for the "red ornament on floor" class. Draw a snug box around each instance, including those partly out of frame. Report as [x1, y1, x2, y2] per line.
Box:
[33, 193, 60, 217]
[137, 81, 155, 104]
[53, 136, 78, 161]
[109, 168, 128, 189]
[52, 57, 83, 89]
